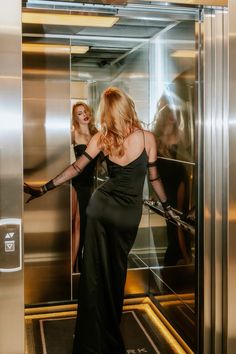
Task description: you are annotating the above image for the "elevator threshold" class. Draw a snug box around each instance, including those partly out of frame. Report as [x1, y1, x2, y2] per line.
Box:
[25, 297, 193, 354]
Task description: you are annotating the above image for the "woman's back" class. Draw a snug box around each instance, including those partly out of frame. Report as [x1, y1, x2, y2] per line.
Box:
[106, 129, 148, 166]
[98, 129, 149, 203]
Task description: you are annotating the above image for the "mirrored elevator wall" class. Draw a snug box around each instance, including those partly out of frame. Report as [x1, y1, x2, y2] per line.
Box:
[23, 40, 71, 304]
[71, 41, 151, 297]
[148, 20, 197, 352]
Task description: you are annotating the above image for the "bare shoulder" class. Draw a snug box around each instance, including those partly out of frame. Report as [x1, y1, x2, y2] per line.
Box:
[86, 131, 102, 157]
[90, 131, 102, 143]
[143, 130, 156, 146]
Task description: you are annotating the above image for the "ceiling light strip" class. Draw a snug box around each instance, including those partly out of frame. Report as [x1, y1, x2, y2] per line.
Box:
[22, 42, 68, 53]
[71, 46, 89, 54]
[171, 50, 195, 58]
[22, 43, 89, 54]
[22, 12, 119, 28]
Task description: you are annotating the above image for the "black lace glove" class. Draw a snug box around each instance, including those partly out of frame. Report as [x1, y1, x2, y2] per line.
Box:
[161, 200, 181, 224]
[24, 181, 55, 204]
[24, 183, 44, 203]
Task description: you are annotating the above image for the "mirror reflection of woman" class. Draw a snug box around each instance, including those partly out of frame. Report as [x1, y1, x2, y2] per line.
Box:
[154, 104, 187, 160]
[71, 102, 98, 272]
[154, 103, 192, 265]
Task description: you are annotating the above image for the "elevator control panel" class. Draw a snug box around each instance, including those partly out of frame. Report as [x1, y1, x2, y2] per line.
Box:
[0, 218, 22, 272]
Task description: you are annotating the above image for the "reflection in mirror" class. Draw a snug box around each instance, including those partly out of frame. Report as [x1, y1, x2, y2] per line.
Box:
[148, 20, 196, 351]
[70, 84, 109, 274]
[70, 101, 99, 273]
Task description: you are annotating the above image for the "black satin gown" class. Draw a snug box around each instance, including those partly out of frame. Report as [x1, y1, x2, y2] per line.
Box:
[157, 146, 190, 266]
[73, 148, 148, 354]
[72, 144, 98, 269]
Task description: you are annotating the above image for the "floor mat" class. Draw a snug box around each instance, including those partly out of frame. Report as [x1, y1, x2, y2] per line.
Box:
[26, 311, 161, 354]
[25, 298, 193, 354]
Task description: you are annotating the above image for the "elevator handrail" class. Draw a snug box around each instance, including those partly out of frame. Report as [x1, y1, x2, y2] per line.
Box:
[143, 199, 195, 236]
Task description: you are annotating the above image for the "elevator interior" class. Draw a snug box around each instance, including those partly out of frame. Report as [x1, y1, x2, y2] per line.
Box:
[22, 1, 198, 352]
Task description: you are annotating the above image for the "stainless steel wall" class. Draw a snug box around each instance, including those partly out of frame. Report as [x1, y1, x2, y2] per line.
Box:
[228, 1, 236, 353]
[0, 1, 24, 354]
[202, 8, 228, 354]
[23, 41, 71, 304]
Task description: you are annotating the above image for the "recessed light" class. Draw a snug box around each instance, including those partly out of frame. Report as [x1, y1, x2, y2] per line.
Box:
[22, 11, 119, 28]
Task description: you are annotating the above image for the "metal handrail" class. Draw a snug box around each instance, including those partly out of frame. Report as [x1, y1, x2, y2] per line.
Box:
[143, 199, 195, 236]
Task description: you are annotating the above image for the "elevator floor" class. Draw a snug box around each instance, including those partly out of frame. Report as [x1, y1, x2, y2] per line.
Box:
[25, 297, 193, 354]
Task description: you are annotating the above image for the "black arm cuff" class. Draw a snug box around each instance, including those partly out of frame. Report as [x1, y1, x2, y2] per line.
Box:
[83, 151, 93, 161]
[147, 160, 158, 167]
[161, 200, 171, 211]
[43, 180, 55, 193]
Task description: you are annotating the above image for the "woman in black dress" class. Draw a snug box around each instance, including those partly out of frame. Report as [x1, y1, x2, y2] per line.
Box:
[24, 87, 178, 354]
[71, 102, 98, 272]
[153, 103, 192, 265]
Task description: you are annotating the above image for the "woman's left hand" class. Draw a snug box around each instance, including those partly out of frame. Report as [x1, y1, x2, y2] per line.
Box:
[24, 183, 44, 203]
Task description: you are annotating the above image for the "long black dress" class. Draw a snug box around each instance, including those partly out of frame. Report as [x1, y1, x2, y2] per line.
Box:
[156, 145, 191, 266]
[72, 144, 98, 269]
[73, 147, 148, 354]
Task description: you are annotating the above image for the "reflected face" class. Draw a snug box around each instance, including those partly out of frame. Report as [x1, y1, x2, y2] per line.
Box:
[166, 113, 176, 124]
[74, 105, 90, 125]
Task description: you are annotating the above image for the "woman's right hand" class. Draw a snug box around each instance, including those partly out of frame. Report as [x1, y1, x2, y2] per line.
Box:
[164, 207, 181, 225]
[24, 183, 44, 203]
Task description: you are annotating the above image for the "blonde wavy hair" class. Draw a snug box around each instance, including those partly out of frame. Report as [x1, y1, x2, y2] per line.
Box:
[72, 102, 97, 135]
[98, 87, 142, 157]
[153, 104, 183, 158]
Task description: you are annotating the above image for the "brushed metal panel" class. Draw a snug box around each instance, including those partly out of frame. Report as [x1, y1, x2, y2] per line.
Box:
[214, 10, 228, 354]
[202, 8, 228, 354]
[222, 9, 228, 354]
[23, 41, 71, 304]
[0, 1, 24, 354]
[228, 1, 236, 353]
[202, 11, 213, 354]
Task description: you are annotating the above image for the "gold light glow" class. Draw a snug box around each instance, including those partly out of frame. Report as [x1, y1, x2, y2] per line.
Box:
[22, 12, 119, 28]
[171, 50, 195, 58]
[22, 43, 69, 53]
[25, 297, 193, 354]
[71, 46, 89, 54]
[22, 43, 89, 55]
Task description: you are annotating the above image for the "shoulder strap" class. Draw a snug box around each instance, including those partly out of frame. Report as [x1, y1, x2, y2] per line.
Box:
[142, 129, 146, 151]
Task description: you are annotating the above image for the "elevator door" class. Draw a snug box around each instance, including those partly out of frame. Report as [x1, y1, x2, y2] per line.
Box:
[23, 40, 71, 303]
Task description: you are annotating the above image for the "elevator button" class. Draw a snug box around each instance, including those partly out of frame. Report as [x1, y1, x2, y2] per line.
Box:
[5, 240, 15, 252]
[0, 218, 22, 272]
